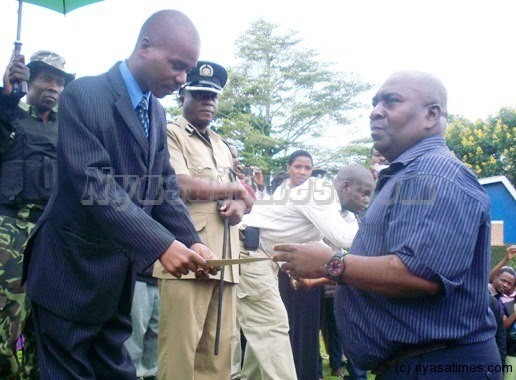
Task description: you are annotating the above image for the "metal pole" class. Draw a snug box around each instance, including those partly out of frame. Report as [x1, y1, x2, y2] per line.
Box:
[13, 0, 28, 95]
[214, 203, 229, 355]
[16, 0, 23, 42]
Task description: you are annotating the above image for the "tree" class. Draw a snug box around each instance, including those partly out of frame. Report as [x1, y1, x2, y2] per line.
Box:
[215, 19, 371, 175]
[446, 107, 516, 185]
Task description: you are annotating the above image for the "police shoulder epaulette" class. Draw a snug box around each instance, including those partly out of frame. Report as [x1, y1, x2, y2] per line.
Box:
[184, 124, 195, 133]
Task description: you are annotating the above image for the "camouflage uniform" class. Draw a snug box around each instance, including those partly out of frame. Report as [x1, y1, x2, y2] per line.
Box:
[0, 49, 73, 379]
[0, 208, 37, 379]
[0, 97, 55, 380]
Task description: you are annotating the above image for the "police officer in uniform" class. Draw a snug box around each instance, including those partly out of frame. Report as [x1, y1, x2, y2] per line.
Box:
[0, 50, 74, 378]
[154, 61, 253, 380]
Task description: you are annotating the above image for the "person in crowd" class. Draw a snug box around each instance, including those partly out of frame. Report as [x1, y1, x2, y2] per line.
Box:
[368, 147, 389, 182]
[237, 150, 358, 380]
[489, 266, 516, 379]
[273, 71, 502, 379]
[489, 267, 516, 306]
[490, 246, 516, 303]
[227, 143, 264, 200]
[22, 10, 216, 379]
[0, 49, 74, 379]
[154, 61, 253, 380]
[317, 164, 375, 380]
[488, 293, 507, 372]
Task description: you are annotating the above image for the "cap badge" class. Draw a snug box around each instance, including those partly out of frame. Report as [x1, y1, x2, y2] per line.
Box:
[199, 64, 214, 78]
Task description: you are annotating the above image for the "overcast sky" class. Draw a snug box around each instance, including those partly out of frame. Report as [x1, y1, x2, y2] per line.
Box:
[1, 0, 515, 145]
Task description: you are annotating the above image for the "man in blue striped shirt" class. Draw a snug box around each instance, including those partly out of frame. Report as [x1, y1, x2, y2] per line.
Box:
[274, 71, 501, 379]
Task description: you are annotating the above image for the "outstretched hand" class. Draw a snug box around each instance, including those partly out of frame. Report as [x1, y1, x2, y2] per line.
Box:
[507, 245, 516, 261]
[273, 241, 334, 279]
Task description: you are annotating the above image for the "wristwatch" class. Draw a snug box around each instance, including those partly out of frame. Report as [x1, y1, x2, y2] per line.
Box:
[325, 249, 348, 284]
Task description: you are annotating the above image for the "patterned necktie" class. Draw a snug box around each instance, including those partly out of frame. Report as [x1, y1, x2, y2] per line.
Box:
[136, 97, 150, 138]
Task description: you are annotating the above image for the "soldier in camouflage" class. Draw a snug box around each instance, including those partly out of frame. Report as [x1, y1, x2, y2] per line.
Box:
[0, 50, 74, 379]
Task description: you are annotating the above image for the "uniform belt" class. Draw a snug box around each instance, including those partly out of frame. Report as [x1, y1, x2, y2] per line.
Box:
[373, 341, 453, 379]
[0, 205, 44, 224]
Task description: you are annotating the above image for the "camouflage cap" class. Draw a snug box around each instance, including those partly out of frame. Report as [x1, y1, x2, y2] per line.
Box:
[26, 50, 75, 85]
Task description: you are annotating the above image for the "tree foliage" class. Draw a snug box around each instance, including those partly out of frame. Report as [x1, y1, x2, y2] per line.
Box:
[215, 19, 372, 174]
[446, 107, 516, 185]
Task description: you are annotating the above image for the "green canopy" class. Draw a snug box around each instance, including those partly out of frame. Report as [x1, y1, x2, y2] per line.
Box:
[11, 0, 103, 94]
[22, 0, 103, 14]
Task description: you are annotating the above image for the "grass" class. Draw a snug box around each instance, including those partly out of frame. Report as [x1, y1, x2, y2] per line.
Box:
[320, 334, 375, 380]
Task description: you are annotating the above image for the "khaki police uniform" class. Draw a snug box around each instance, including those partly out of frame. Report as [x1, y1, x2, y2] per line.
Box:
[154, 115, 239, 380]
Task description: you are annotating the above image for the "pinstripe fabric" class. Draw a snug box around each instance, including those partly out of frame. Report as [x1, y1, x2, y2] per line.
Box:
[334, 136, 496, 370]
[23, 62, 201, 325]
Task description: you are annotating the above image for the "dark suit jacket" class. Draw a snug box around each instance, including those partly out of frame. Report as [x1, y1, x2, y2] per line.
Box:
[23, 63, 201, 324]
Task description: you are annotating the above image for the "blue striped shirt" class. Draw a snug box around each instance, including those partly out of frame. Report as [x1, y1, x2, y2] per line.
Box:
[335, 136, 496, 369]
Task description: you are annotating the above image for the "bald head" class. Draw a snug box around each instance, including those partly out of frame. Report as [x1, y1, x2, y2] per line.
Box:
[127, 10, 200, 98]
[387, 71, 448, 117]
[334, 164, 375, 214]
[370, 71, 448, 162]
[135, 10, 200, 52]
[334, 164, 374, 188]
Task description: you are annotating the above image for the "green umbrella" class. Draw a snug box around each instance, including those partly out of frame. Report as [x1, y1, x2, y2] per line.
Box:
[22, 0, 103, 14]
[12, 0, 103, 93]
[15, 0, 103, 43]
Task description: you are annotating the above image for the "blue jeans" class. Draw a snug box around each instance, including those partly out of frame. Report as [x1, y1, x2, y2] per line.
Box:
[124, 281, 160, 378]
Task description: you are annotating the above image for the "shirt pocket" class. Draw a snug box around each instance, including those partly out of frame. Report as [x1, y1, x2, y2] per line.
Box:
[24, 132, 57, 199]
[0, 160, 23, 200]
[184, 150, 217, 180]
[190, 213, 207, 244]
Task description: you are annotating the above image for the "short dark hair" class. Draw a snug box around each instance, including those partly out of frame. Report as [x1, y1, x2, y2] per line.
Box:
[288, 150, 313, 165]
[498, 266, 516, 277]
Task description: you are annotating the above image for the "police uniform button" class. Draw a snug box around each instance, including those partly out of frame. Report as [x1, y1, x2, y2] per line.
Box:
[197, 166, 202, 171]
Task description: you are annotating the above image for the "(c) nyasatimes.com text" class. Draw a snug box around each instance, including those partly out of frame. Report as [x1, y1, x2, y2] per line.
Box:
[394, 362, 510, 376]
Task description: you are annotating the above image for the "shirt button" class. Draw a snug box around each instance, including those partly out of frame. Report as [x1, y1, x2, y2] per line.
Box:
[218, 168, 223, 173]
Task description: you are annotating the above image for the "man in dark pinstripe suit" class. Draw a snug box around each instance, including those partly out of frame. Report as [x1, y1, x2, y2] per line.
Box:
[22, 10, 215, 379]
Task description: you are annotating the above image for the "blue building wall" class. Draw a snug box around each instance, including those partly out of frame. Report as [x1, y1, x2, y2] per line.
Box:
[483, 182, 516, 244]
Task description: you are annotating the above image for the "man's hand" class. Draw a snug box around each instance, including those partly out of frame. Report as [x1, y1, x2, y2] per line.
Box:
[290, 277, 314, 291]
[234, 183, 254, 214]
[273, 242, 333, 279]
[159, 240, 209, 278]
[3, 54, 29, 95]
[252, 167, 266, 192]
[507, 245, 516, 261]
[190, 242, 220, 279]
[219, 199, 247, 226]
